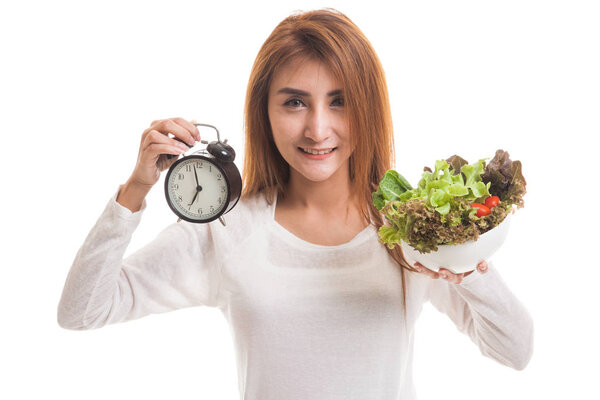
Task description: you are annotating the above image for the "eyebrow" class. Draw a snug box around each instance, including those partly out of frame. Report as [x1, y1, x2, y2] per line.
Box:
[276, 87, 343, 97]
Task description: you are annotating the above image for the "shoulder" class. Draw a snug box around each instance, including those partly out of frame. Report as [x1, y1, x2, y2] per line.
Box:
[228, 190, 272, 224]
[193, 190, 271, 247]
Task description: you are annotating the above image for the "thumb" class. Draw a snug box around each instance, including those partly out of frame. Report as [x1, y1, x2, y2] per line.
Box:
[157, 153, 180, 171]
[477, 261, 489, 273]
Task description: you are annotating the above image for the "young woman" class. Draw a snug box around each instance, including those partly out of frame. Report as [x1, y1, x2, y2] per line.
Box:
[58, 8, 533, 399]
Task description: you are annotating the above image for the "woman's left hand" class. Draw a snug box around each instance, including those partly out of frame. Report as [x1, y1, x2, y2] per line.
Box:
[414, 261, 489, 284]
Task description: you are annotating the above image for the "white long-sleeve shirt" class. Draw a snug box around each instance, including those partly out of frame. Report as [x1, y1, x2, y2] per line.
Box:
[57, 184, 534, 400]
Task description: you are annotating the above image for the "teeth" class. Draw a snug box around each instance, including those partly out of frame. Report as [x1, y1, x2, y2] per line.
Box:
[301, 147, 334, 155]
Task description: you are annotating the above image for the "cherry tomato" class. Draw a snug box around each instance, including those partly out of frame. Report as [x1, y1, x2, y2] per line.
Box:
[484, 195, 500, 209]
[472, 203, 491, 217]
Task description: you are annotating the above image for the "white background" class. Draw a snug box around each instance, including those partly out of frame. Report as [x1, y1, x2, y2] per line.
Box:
[2, 0, 598, 399]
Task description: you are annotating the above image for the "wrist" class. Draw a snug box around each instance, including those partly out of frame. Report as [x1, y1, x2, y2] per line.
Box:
[125, 177, 154, 194]
[117, 179, 152, 213]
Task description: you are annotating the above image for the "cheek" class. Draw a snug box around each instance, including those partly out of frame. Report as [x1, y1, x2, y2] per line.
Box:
[269, 117, 284, 147]
[270, 111, 301, 146]
[267, 105, 283, 148]
[269, 124, 291, 160]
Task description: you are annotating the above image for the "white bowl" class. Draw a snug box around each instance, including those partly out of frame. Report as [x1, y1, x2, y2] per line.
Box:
[400, 212, 513, 274]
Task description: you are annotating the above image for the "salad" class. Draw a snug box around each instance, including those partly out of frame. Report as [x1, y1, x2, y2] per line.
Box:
[372, 149, 526, 254]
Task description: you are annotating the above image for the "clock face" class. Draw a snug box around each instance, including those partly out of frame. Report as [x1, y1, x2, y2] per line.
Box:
[166, 156, 229, 221]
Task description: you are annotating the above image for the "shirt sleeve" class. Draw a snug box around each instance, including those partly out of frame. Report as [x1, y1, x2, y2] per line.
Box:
[427, 260, 534, 370]
[57, 184, 222, 330]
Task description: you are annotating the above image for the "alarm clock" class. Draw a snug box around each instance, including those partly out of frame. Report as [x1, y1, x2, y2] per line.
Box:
[164, 123, 242, 226]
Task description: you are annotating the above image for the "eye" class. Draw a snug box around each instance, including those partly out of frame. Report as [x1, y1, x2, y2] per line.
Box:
[284, 98, 304, 108]
[331, 96, 344, 107]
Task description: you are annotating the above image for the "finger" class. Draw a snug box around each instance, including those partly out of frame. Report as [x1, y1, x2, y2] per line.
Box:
[438, 268, 463, 284]
[150, 118, 197, 146]
[165, 117, 199, 142]
[477, 261, 489, 274]
[155, 146, 183, 171]
[142, 130, 190, 153]
[143, 143, 185, 162]
[414, 262, 440, 279]
[172, 117, 201, 141]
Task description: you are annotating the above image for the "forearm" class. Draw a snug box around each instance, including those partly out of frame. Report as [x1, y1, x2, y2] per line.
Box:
[57, 186, 144, 329]
[431, 263, 534, 370]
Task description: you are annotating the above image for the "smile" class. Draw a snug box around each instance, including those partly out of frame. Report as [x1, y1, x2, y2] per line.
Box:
[299, 147, 336, 155]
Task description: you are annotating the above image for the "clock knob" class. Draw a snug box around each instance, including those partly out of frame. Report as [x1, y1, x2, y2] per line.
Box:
[207, 141, 236, 162]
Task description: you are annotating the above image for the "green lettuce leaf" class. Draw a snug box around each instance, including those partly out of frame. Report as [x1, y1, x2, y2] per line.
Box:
[372, 170, 414, 211]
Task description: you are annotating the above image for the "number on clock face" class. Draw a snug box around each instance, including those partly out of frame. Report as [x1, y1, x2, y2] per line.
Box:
[168, 158, 228, 220]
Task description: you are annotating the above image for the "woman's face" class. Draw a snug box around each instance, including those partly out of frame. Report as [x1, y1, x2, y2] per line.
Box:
[267, 56, 353, 185]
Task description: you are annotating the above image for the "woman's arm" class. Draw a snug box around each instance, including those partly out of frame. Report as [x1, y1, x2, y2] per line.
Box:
[427, 261, 534, 370]
[57, 184, 222, 330]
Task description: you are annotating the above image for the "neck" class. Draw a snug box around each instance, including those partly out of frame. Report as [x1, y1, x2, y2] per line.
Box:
[280, 163, 357, 215]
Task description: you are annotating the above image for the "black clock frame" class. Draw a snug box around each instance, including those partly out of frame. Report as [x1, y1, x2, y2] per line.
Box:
[164, 154, 242, 223]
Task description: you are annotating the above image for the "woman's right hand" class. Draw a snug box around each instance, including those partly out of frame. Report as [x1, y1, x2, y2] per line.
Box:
[128, 117, 201, 189]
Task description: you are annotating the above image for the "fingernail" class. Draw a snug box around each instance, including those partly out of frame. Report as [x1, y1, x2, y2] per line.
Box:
[440, 273, 447, 279]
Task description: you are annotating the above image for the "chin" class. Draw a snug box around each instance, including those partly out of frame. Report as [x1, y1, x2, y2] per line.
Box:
[293, 164, 343, 183]
[302, 173, 335, 183]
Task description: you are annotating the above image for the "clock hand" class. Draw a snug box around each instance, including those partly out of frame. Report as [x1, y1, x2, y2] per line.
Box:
[194, 165, 200, 186]
[187, 166, 204, 208]
[188, 189, 199, 207]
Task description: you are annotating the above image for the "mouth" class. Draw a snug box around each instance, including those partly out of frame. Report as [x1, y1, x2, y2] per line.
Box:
[298, 147, 337, 155]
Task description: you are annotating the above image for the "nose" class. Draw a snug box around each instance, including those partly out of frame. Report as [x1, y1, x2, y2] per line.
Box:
[303, 104, 331, 144]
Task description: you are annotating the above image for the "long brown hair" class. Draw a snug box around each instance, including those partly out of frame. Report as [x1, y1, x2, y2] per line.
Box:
[241, 8, 418, 312]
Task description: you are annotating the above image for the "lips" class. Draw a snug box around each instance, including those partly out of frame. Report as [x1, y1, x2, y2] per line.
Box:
[298, 147, 336, 155]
